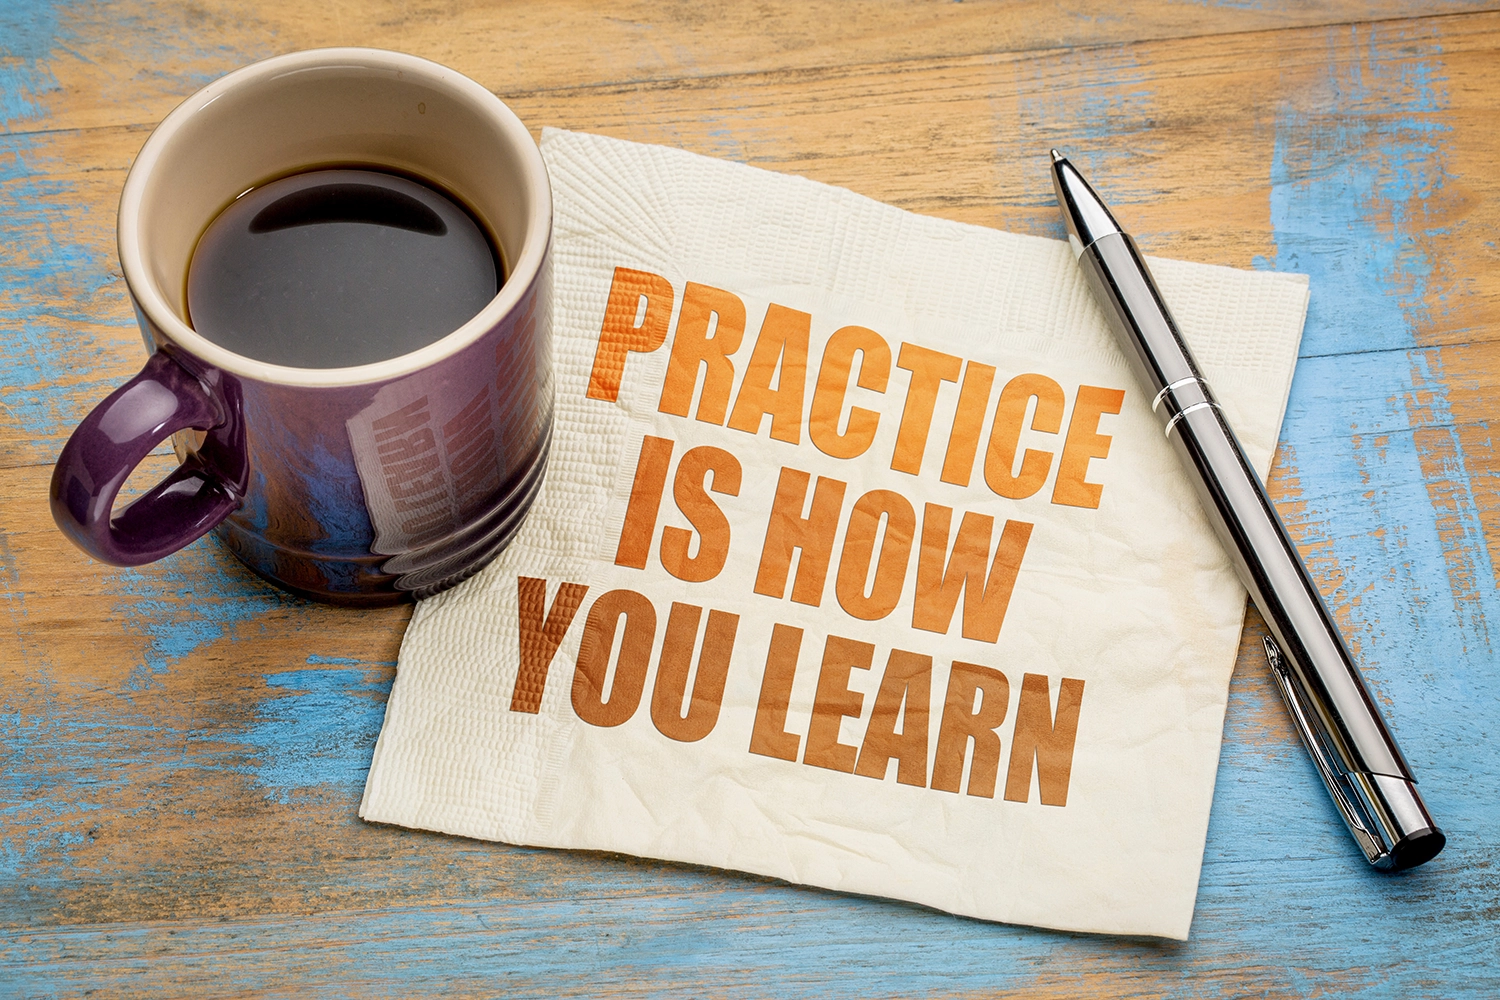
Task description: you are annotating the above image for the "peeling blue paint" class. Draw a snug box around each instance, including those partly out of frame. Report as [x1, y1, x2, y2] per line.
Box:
[0, 0, 65, 62]
[1255, 26, 1452, 357]
[0, 528, 19, 589]
[306, 654, 373, 666]
[0, 0, 66, 126]
[0, 1, 124, 451]
[1, 547, 312, 895]
[2, 678, 150, 889]
[0, 131, 127, 449]
[109, 541, 295, 684]
[1013, 42, 1161, 228]
[243, 665, 394, 800]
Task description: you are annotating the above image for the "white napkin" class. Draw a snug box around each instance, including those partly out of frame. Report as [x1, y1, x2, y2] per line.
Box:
[360, 129, 1309, 940]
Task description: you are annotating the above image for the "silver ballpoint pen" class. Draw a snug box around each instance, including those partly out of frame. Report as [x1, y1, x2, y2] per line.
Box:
[1050, 150, 1445, 870]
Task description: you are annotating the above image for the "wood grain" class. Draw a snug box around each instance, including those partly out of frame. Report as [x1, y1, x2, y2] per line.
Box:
[4, 1, 1499, 996]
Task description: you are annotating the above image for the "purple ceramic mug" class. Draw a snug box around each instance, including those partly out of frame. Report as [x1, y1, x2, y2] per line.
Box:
[50, 49, 553, 605]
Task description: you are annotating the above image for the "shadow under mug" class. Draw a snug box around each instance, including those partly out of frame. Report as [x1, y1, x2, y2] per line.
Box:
[50, 48, 554, 605]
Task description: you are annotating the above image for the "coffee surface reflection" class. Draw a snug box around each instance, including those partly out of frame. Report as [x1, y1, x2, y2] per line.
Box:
[187, 168, 502, 368]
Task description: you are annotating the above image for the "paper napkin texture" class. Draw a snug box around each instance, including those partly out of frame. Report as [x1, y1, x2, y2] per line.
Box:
[360, 129, 1309, 940]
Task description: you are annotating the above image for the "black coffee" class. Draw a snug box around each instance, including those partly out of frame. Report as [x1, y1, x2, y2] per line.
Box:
[187, 168, 502, 368]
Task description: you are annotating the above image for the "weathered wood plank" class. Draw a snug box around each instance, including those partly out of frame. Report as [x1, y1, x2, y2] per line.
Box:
[3, 1, 1493, 138]
[3, 632, 1494, 999]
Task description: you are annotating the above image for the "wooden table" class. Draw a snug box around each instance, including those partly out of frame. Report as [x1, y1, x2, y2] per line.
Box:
[4, 2, 1498, 994]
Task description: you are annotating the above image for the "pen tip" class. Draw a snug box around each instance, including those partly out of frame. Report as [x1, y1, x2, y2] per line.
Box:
[1050, 148, 1065, 163]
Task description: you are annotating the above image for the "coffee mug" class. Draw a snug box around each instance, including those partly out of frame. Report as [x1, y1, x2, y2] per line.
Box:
[50, 48, 553, 604]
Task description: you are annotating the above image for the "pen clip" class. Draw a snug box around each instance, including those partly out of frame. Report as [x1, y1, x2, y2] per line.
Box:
[1261, 636, 1386, 865]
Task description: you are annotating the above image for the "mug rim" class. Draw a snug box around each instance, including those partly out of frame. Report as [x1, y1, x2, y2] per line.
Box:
[117, 47, 551, 389]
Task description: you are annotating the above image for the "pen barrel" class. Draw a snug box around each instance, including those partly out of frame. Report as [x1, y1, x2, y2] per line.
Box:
[1079, 232, 1444, 868]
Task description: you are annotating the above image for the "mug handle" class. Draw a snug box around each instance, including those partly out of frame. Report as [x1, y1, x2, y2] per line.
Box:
[51, 349, 244, 566]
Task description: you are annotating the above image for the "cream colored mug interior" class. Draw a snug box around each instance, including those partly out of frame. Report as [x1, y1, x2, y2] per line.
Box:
[117, 48, 550, 386]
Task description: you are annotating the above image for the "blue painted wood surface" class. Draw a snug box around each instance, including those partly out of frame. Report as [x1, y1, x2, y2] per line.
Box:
[3, 2, 1498, 995]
